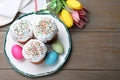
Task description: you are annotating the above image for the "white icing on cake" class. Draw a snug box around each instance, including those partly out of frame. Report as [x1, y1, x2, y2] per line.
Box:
[10, 19, 33, 42]
[22, 39, 47, 63]
[33, 18, 58, 43]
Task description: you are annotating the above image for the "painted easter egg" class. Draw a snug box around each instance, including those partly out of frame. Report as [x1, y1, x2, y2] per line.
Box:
[11, 44, 23, 60]
[45, 51, 58, 65]
[52, 41, 64, 54]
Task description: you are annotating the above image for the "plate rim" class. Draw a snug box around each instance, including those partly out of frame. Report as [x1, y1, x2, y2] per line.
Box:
[4, 12, 72, 77]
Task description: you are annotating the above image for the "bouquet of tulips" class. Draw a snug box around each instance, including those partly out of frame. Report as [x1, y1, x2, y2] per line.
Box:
[44, 0, 89, 29]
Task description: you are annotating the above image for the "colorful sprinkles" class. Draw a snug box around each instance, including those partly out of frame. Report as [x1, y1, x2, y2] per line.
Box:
[22, 39, 47, 62]
[33, 18, 58, 43]
[10, 19, 33, 42]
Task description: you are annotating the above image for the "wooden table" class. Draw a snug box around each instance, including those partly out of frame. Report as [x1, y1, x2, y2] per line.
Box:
[0, 0, 120, 80]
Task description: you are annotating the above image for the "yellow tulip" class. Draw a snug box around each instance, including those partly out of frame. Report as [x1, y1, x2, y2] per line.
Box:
[66, 0, 82, 10]
[59, 9, 73, 28]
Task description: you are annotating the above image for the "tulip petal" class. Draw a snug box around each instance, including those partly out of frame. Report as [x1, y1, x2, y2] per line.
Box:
[71, 10, 80, 22]
[82, 8, 89, 13]
[80, 15, 89, 22]
[70, 8, 89, 29]
[78, 9, 86, 15]
[74, 19, 85, 28]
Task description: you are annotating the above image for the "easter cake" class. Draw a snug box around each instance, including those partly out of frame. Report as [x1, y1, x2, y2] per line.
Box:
[33, 18, 58, 43]
[9, 19, 33, 44]
[22, 39, 47, 64]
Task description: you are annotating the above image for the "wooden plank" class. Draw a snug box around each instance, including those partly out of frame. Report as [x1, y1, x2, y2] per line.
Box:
[0, 25, 9, 31]
[64, 31, 120, 69]
[77, 0, 120, 31]
[0, 70, 120, 80]
[0, 0, 120, 31]
[0, 32, 6, 52]
[1, 32, 120, 69]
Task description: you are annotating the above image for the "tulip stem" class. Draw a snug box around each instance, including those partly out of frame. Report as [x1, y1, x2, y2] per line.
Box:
[60, 0, 73, 12]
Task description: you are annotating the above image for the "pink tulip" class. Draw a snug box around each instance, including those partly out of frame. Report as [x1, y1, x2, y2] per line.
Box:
[71, 10, 80, 22]
[71, 8, 89, 28]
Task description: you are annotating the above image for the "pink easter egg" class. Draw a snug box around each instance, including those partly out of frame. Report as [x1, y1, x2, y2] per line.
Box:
[11, 44, 23, 60]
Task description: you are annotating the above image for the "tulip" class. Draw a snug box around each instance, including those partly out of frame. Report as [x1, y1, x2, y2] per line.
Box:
[59, 9, 73, 28]
[66, 0, 83, 10]
[71, 8, 88, 28]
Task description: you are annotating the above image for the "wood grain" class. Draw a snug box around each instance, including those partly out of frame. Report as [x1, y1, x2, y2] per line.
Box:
[77, 0, 120, 31]
[0, 70, 120, 80]
[65, 31, 120, 69]
[0, 0, 120, 79]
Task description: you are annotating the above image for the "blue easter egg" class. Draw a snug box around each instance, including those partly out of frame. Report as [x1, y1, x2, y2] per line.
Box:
[45, 51, 58, 65]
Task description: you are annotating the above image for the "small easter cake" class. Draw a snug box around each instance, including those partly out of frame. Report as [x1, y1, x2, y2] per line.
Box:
[22, 39, 47, 64]
[10, 19, 33, 44]
[33, 18, 58, 43]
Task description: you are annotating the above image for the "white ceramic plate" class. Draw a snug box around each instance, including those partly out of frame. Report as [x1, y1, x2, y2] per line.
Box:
[4, 13, 71, 77]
